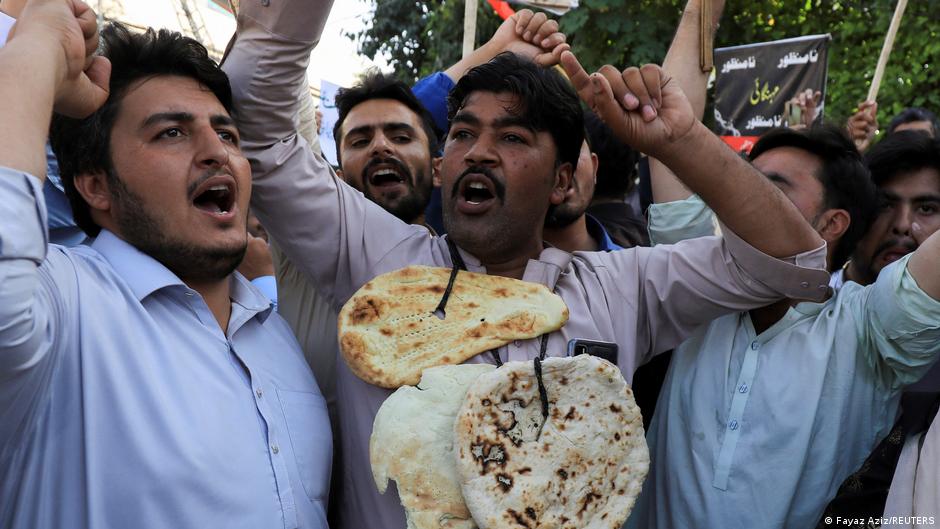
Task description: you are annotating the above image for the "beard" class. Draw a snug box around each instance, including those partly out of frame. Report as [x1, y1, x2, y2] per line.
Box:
[107, 168, 247, 284]
[544, 202, 586, 229]
[359, 157, 433, 224]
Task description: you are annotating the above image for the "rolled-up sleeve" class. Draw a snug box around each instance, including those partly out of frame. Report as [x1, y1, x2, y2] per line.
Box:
[862, 254, 940, 389]
[223, 1, 440, 309]
[593, 224, 829, 360]
[647, 194, 719, 245]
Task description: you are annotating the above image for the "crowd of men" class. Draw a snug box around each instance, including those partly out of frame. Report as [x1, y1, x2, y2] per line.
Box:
[0, 0, 938, 528]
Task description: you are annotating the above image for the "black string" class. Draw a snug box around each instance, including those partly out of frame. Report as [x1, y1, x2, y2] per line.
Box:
[441, 238, 503, 367]
[534, 334, 550, 420]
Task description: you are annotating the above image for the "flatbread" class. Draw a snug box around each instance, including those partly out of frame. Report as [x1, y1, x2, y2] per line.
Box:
[338, 265, 569, 388]
[371, 364, 496, 529]
[454, 355, 649, 529]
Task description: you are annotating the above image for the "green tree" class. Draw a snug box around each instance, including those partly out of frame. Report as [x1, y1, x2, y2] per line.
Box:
[352, 0, 940, 127]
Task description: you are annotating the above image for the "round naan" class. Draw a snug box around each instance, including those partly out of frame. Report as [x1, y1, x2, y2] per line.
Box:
[338, 265, 568, 388]
[371, 364, 495, 529]
[453, 355, 649, 529]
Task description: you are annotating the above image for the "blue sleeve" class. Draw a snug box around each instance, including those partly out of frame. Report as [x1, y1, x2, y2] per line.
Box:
[412, 72, 454, 135]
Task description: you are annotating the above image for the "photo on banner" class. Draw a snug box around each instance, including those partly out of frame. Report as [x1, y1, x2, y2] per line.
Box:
[713, 34, 830, 153]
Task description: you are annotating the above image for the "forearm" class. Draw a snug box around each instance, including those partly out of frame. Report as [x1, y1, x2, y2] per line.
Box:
[908, 229, 940, 300]
[651, 0, 723, 203]
[0, 37, 60, 179]
[658, 122, 824, 257]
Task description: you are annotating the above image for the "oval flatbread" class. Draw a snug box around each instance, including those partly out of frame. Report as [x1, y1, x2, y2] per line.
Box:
[371, 364, 495, 529]
[338, 265, 569, 388]
[454, 355, 649, 529]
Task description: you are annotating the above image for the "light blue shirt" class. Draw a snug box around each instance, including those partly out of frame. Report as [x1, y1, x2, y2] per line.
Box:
[0, 169, 331, 529]
[628, 196, 940, 529]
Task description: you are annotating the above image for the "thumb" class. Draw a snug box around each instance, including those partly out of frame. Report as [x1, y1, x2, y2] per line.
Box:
[912, 222, 930, 246]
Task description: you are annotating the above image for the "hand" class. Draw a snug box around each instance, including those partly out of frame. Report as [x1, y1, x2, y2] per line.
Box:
[237, 234, 275, 281]
[11, 0, 110, 118]
[0, 0, 28, 18]
[846, 100, 878, 152]
[485, 9, 568, 67]
[786, 89, 821, 130]
[560, 50, 695, 158]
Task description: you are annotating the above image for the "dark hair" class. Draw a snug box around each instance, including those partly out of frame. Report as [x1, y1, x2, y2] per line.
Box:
[866, 130, 940, 188]
[446, 52, 584, 170]
[887, 107, 939, 136]
[49, 24, 232, 237]
[584, 110, 638, 199]
[332, 69, 440, 164]
[749, 125, 876, 270]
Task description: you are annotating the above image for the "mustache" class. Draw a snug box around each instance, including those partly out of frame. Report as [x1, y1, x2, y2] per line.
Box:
[362, 157, 413, 187]
[186, 168, 231, 198]
[874, 237, 917, 258]
[452, 166, 506, 202]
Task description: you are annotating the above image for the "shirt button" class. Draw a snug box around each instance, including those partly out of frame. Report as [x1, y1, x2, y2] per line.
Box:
[513, 340, 522, 348]
[729, 419, 739, 431]
[271, 444, 279, 454]
[185, 291, 194, 297]
[800, 281, 810, 288]
[750, 341, 760, 350]
[738, 383, 748, 393]
[256, 388, 263, 398]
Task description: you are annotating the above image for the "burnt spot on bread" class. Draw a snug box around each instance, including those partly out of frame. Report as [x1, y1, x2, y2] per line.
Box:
[614, 432, 621, 441]
[507, 509, 531, 528]
[560, 376, 569, 385]
[379, 327, 393, 336]
[609, 403, 622, 413]
[557, 468, 568, 480]
[494, 288, 510, 298]
[525, 507, 537, 520]
[518, 466, 531, 475]
[496, 473, 513, 492]
[350, 297, 383, 324]
[564, 406, 578, 421]
[426, 285, 445, 294]
[466, 327, 483, 339]
[577, 491, 600, 516]
[470, 440, 508, 474]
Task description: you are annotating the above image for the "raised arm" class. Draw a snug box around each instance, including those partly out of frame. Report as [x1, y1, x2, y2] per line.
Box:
[909, 223, 940, 299]
[561, 51, 825, 259]
[444, 9, 568, 82]
[222, 0, 437, 307]
[649, 0, 724, 204]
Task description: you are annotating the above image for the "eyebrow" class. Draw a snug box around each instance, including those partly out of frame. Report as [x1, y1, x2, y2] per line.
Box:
[450, 112, 537, 133]
[764, 172, 792, 187]
[345, 122, 417, 139]
[141, 112, 235, 129]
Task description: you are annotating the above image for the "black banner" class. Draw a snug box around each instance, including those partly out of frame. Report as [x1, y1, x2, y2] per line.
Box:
[713, 34, 830, 151]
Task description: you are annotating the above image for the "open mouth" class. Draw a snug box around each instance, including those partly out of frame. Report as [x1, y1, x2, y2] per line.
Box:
[192, 177, 236, 215]
[368, 166, 407, 188]
[455, 173, 498, 215]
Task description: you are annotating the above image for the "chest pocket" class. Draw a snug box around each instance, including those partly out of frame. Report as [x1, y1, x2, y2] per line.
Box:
[276, 388, 332, 502]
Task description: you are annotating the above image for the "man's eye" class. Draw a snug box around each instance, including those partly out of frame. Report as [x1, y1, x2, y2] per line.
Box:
[918, 204, 938, 215]
[158, 127, 183, 139]
[503, 133, 525, 143]
[451, 129, 473, 140]
[218, 130, 238, 143]
[393, 134, 412, 143]
[349, 138, 369, 148]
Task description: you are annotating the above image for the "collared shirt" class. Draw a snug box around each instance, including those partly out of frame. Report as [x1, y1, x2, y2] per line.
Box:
[585, 213, 622, 251]
[629, 195, 940, 529]
[0, 13, 85, 248]
[222, 4, 829, 527]
[0, 171, 331, 529]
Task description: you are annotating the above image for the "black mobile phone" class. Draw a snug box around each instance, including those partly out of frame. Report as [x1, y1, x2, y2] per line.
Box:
[567, 339, 618, 366]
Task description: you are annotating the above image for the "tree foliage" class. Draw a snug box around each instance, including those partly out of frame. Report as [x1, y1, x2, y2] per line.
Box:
[351, 0, 940, 126]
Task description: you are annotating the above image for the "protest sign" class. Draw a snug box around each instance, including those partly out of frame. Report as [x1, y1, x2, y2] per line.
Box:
[713, 34, 830, 153]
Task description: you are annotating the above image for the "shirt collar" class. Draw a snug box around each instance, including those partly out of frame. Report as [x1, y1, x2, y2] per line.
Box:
[90, 230, 273, 321]
[585, 214, 622, 252]
[0, 11, 15, 47]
